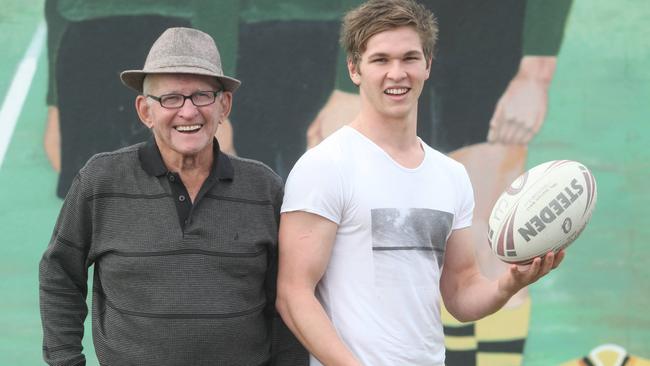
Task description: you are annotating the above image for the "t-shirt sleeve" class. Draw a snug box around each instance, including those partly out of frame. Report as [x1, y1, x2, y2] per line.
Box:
[281, 146, 345, 225]
[453, 165, 474, 230]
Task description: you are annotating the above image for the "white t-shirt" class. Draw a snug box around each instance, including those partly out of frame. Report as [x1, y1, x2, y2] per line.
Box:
[282, 126, 474, 366]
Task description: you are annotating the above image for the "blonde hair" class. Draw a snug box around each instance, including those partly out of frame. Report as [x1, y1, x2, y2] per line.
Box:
[341, 0, 438, 67]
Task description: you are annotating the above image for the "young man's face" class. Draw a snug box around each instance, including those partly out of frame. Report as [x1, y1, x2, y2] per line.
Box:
[350, 26, 430, 121]
[136, 73, 232, 160]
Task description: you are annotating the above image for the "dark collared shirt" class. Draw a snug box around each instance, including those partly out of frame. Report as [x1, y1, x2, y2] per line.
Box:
[138, 137, 234, 228]
[39, 140, 306, 366]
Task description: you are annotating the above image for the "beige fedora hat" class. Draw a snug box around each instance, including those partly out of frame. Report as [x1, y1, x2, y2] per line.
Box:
[120, 27, 241, 93]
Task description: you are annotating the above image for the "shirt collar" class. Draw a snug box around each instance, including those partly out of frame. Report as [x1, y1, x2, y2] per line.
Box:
[138, 136, 234, 181]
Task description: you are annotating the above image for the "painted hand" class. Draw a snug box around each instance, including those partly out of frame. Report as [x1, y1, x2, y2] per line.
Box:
[487, 56, 557, 145]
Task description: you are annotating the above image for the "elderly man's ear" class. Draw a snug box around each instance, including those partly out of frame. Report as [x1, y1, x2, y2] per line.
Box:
[219, 91, 234, 119]
[135, 95, 154, 129]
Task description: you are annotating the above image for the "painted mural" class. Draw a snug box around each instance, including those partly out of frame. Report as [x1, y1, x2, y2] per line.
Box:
[0, 0, 648, 365]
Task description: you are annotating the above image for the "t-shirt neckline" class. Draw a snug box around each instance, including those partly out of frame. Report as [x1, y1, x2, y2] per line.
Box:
[342, 125, 427, 172]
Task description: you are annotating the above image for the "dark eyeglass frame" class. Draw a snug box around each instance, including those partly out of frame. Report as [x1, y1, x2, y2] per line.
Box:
[146, 90, 222, 109]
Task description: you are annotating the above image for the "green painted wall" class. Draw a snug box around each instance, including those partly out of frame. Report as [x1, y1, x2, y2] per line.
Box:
[0, 0, 648, 364]
[525, 0, 650, 363]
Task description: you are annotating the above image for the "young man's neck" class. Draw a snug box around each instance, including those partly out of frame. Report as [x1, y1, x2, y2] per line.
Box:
[349, 105, 424, 169]
[350, 103, 420, 150]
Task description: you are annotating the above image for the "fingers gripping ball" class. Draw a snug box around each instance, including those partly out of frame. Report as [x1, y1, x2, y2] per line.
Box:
[488, 160, 597, 264]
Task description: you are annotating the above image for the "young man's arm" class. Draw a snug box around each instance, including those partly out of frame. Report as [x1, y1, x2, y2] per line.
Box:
[439, 227, 564, 322]
[267, 183, 309, 366]
[276, 211, 363, 366]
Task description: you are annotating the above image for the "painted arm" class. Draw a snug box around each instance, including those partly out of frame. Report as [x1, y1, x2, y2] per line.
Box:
[306, 90, 361, 149]
[276, 211, 363, 366]
[487, 56, 557, 145]
[440, 227, 564, 322]
[215, 117, 236, 156]
[43, 0, 66, 172]
[44, 106, 61, 172]
[487, 0, 573, 144]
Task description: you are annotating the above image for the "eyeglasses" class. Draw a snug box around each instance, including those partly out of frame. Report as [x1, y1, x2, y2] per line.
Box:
[146, 91, 222, 109]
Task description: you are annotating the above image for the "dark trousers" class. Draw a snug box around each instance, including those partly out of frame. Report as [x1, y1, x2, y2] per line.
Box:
[231, 20, 340, 179]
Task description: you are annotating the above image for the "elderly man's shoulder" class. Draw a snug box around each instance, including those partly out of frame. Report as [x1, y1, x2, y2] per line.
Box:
[83, 143, 143, 169]
[227, 155, 283, 187]
[76, 143, 146, 184]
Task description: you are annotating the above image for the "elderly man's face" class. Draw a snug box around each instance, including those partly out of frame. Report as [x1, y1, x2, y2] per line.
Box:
[136, 73, 232, 160]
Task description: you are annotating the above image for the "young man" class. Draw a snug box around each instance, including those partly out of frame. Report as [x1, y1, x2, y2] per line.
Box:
[303, 1, 574, 364]
[276, 1, 564, 365]
[39, 27, 305, 365]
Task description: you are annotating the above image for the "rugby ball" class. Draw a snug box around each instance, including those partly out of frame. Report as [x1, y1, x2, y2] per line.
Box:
[487, 160, 597, 264]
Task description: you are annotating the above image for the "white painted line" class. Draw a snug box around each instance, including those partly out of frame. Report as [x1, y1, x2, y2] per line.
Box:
[0, 21, 46, 169]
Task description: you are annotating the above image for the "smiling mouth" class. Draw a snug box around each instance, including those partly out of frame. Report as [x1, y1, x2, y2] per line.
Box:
[384, 87, 410, 96]
[174, 124, 202, 133]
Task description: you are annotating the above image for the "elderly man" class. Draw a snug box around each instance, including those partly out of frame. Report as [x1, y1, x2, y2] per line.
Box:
[39, 27, 305, 366]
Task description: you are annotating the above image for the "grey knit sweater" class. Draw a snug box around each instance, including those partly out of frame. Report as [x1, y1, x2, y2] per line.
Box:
[39, 140, 306, 366]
